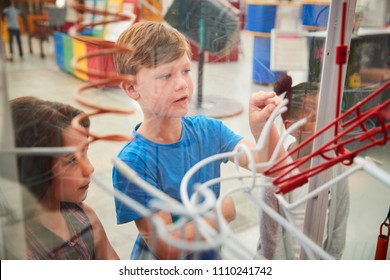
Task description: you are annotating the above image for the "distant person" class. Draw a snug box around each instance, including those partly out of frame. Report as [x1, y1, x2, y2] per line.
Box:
[256, 74, 350, 260]
[2, 0, 24, 61]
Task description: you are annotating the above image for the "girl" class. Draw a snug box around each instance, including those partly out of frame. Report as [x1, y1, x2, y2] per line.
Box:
[11, 96, 119, 260]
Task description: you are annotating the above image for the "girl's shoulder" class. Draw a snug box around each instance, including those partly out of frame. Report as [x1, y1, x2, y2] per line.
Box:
[61, 201, 85, 212]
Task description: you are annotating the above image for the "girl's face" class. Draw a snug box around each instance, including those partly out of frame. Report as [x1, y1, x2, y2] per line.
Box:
[50, 127, 94, 204]
[133, 53, 193, 119]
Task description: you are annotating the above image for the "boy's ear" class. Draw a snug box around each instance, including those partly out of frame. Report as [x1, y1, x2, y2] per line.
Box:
[120, 79, 140, 100]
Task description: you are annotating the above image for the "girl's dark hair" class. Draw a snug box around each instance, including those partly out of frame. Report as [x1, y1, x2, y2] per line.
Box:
[10, 96, 90, 204]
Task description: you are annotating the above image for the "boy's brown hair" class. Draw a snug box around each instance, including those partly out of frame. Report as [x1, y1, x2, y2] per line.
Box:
[114, 21, 192, 75]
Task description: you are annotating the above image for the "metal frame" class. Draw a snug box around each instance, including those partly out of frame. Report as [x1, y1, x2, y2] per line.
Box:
[0, 35, 27, 259]
[300, 0, 357, 259]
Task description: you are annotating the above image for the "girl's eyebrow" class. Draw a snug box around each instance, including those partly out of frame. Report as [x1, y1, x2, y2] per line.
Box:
[62, 143, 89, 157]
[63, 153, 76, 159]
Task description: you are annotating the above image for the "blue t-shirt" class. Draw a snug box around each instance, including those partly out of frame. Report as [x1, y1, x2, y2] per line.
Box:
[112, 115, 242, 259]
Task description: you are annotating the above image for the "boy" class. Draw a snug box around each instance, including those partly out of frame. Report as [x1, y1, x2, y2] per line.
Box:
[112, 21, 285, 259]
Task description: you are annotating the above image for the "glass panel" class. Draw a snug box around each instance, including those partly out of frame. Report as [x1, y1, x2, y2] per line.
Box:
[0, 0, 389, 262]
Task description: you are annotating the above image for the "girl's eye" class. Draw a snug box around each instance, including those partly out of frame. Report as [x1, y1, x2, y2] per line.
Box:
[68, 157, 78, 165]
[183, 69, 191, 75]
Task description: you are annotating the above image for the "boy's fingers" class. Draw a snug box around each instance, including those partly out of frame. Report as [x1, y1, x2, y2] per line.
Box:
[251, 103, 276, 123]
[250, 92, 278, 109]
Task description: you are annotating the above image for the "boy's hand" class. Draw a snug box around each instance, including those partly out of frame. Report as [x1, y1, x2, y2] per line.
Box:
[249, 91, 281, 141]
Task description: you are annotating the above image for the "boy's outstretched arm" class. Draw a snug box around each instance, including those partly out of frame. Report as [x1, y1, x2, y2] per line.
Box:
[234, 91, 287, 172]
[134, 196, 236, 260]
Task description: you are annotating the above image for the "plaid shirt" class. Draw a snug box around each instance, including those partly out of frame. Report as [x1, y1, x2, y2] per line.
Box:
[25, 202, 95, 260]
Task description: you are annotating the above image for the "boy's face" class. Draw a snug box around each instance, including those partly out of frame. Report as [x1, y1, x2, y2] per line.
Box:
[133, 53, 193, 118]
[50, 127, 94, 204]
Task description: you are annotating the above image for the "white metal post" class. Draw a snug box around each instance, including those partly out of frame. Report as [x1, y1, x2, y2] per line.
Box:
[300, 0, 357, 259]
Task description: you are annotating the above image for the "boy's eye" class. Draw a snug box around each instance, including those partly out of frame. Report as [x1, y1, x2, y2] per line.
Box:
[160, 74, 171, 80]
[183, 69, 191, 75]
